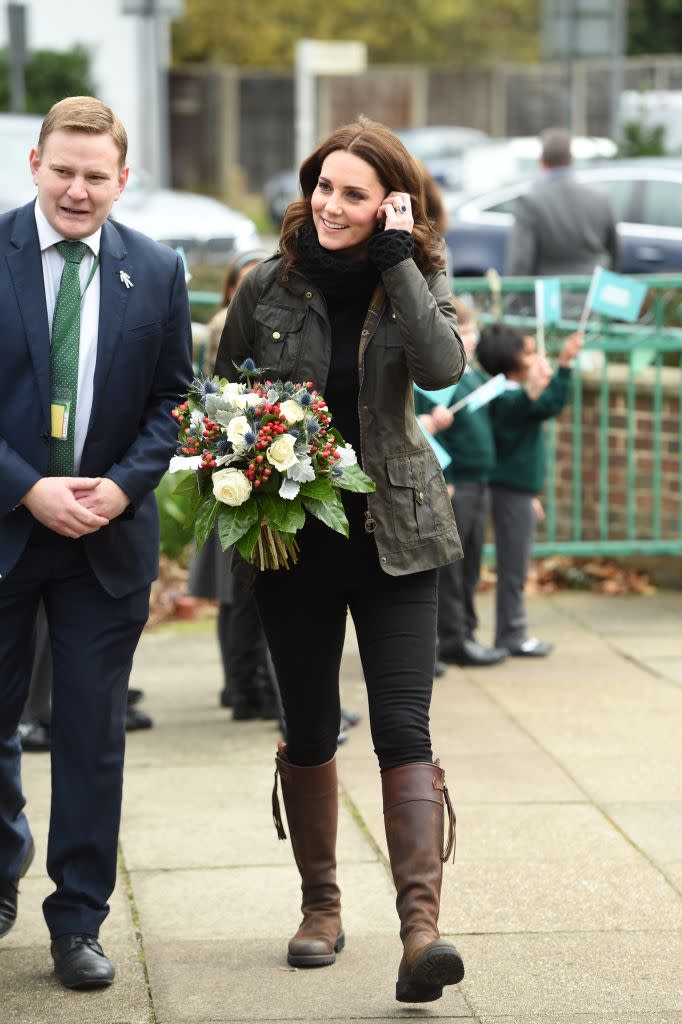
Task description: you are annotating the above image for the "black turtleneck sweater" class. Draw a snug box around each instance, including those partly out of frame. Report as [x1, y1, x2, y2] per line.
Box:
[296, 227, 414, 462]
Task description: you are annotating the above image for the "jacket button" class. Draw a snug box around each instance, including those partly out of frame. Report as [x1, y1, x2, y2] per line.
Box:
[391, 312, 397, 320]
[381, 556, 387, 563]
[272, 331, 281, 340]
[41, 431, 49, 442]
[418, 491, 424, 502]
[361, 329, 369, 337]
[305, 290, 313, 300]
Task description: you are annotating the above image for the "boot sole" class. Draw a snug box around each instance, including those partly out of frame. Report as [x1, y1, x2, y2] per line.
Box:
[396, 941, 465, 1002]
[287, 931, 345, 968]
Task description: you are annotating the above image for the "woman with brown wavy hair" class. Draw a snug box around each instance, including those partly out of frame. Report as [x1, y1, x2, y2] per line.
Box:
[215, 116, 466, 1004]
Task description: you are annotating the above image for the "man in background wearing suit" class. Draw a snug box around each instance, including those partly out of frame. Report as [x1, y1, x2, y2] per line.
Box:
[0, 97, 192, 989]
[506, 128, 619, 279]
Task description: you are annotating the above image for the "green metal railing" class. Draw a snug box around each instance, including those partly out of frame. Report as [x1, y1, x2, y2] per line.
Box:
[453, 275, 682, 556]
[188, 274, 682, 557]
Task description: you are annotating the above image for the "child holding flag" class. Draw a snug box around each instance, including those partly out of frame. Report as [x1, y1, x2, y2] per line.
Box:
[476, 324, 582, 657]
[416, 299, 507, 667]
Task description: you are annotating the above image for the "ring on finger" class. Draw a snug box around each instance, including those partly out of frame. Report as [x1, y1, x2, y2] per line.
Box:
[398, 203, 407, 213]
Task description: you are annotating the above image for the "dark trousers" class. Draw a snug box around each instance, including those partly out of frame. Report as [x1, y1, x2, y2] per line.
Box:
[20, 599, 52, 723]
[254, 514, 438, 772]
[490, 484, 536, 649]
[437, 482, 489, 650]
[0, 525, 149, 937]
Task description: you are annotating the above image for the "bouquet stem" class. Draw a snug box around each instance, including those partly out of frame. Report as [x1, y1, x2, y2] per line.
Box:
[251, 525, 300, 571]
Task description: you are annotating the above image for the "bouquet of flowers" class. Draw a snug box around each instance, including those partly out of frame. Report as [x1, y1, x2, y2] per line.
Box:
[167, 360, 375, 570]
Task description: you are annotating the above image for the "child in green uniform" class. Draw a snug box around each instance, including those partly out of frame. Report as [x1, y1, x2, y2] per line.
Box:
[416, 300, 507, 667]
[476, 323, 582, 656]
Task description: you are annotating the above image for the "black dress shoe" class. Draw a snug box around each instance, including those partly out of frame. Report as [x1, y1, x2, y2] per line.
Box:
[127, 688, 144, 707]
[51, 933, 115, 989]
[125, 706, 153, 731]
[440, 638, 507, 667]
[18, 719, 51, 752]
[507, 637, 554, 657]
[0, 837, 35, 938]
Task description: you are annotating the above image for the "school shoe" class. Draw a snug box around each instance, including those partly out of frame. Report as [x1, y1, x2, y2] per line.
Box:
[272, 746, 344, 967]
[0, 838, 35, 938]
[340, 707, 361, 729]
[506, 637, 554, 658]
[125, 706, 153, 730]
[51, 934, 115, 989]
[382, 762, 464, 1002]
[18, 719, 51, 752]
[439, 638, 507, 667]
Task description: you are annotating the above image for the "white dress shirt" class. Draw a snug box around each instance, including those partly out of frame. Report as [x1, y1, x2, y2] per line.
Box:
[34, 199, 101, 474]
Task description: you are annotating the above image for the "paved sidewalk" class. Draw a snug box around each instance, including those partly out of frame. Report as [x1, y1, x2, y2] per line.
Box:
[2, 589, 682, 1024]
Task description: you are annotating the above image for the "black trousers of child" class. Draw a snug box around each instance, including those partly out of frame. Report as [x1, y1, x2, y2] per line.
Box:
[254, 512, 438, 772]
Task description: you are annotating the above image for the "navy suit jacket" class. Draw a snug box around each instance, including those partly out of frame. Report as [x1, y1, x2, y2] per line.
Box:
[0, 201, 193, 596]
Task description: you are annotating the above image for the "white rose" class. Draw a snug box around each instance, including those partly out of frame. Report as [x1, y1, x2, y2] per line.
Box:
[221, 382, 243, 398]
[232, 391, 261, 411]
[279, 399, 305, 424]
[212, 468, 252, 506]
[336, 444, 358, 468]
[266, 433, 298, 471]
[226, 415, 251, 450]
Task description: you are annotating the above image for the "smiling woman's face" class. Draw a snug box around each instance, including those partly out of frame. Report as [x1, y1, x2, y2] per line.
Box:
[310, 149, 386, 260]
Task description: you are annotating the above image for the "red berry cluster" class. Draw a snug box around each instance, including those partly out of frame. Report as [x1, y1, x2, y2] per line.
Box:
[245, 454, 272, 489]
[171, 401, 190, 430]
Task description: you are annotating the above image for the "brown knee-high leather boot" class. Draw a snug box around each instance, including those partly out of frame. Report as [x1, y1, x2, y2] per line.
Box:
[382, 760, 464, 1002]
[272, 744, 344, 967]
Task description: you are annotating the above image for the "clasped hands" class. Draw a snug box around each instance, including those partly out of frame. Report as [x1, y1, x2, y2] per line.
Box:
[22, 476, 130, 539]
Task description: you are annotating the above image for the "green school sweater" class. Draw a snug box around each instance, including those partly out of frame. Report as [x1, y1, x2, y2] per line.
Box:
[488, 366, 571, 494]
[414, 367, 496, 485]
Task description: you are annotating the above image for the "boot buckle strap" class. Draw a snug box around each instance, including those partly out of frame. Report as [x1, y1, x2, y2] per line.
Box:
[441, 783, 457, 864]
[272, 764, 287, 841]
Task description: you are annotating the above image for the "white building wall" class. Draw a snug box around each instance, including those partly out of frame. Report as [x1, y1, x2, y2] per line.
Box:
[0, 0, 171, 180]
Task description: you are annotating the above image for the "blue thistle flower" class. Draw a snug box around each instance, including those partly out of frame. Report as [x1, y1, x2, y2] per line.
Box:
[303, 416, 321, 436]
[200, 379, 219, 396]
[331, 466, 343, 478]
[244, 429, 257, 446]
[216, 438, 233, 457]
[241, 358, 256, 372]
[299, 392, 313, 408]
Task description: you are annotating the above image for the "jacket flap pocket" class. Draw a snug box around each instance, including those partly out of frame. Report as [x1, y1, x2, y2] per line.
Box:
[254, 303, 305, 334]
[387, 450, 442, 489]
[386, 456, 415, 489]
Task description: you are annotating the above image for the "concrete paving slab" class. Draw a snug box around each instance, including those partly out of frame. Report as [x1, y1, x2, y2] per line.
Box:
[550, 591, 682, 632]
[131, 861, 397, 941]
[456, 932, 682, 1017]
[0, 944, 151, 1024]
[508, 707, 682, 756]
[606, 634, 682, 659]
[478, 1017, 682, 1024]
[565, 754, 682, 802]
[144, 937, 470, 1021]
[604, 802, 682, 864]
[642, 658, 682, 687]
[441, 856, 682, 933]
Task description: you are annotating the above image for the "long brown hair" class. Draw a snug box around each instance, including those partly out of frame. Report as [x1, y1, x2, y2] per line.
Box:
[280, 116, 444, 275]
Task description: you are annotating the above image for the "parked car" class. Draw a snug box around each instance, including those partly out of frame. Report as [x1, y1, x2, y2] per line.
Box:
[0, 113, 259, 266]
[449, 135, 617, 202]
[263, 124, 488, 226]
[443, 159, 682, 276]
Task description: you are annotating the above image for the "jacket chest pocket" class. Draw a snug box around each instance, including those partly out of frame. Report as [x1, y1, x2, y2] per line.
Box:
[253, 303, 306, 378]
[386, 450, 448, 543]
[373, 311, 403, 348]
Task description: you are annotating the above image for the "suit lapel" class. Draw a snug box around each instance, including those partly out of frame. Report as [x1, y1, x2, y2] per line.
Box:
[6, 204, 51, 416]
[91, 218, 131, 411]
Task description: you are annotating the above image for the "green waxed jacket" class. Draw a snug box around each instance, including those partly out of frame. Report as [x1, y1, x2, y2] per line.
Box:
[214, 253, 466, 575]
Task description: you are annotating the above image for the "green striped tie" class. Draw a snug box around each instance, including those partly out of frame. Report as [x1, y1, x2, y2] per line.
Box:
[48, 240, 88, 476]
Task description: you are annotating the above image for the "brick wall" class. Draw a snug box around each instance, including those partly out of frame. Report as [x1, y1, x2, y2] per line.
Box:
[539, 365, 681, 545]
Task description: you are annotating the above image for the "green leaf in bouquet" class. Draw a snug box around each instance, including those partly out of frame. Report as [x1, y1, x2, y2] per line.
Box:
[234, 519, 261, 561]
[194, 495, 219, 552]
[258, 494, 305, 534]
[334, 463, 376, 493]
[302, 493, 349, 538]
[298, 477, 336, 502]
[216, 501, 259, 551]
[172, 471, 202, 497]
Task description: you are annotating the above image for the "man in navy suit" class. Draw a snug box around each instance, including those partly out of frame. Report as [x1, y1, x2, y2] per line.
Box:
[0, 97, 192, 988]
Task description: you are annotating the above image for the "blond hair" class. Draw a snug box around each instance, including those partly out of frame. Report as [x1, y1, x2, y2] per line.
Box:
[38, 96, 128, 166]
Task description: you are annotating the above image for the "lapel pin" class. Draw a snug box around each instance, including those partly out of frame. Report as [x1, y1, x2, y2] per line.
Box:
[119, 270, 134, 289]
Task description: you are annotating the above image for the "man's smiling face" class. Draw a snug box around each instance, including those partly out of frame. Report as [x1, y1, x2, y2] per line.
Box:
[29, 129, 128, 239]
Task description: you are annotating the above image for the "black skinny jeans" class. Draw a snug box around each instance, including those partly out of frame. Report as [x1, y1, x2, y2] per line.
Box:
[254, 507, 438, 772]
